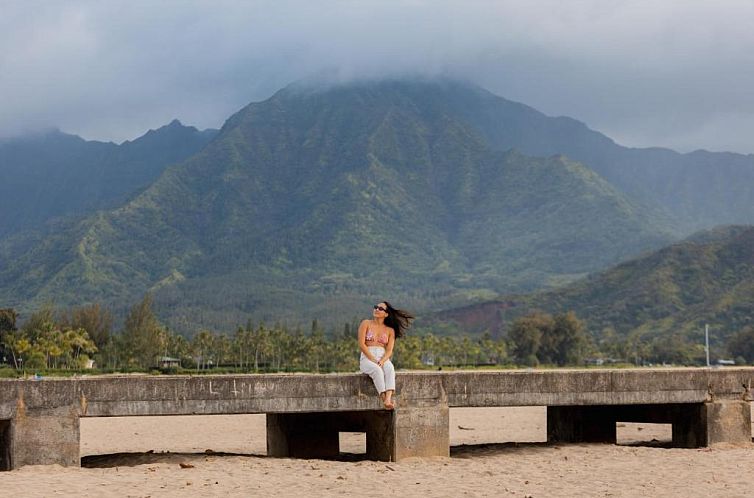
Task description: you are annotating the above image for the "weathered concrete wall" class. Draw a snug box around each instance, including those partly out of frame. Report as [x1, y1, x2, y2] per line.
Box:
[0, 375, 386, 417]
[393, 401, 450, 460]
[444, 368, 753, 406]
[1, 369, 752, 417]
[0, 368, 751, 469]
[706, 400, 752, 445]
[11, 405, 80, 468]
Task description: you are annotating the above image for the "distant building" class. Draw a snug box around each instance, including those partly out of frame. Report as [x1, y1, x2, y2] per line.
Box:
[421, 353, 435, 366]
[158, 356, 181, 369]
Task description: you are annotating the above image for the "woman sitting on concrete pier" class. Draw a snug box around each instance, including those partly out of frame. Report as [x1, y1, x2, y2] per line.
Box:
[358, 301, 414, 410]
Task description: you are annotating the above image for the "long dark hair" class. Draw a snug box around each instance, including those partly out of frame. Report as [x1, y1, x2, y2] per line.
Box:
[382, 301, 414, 339]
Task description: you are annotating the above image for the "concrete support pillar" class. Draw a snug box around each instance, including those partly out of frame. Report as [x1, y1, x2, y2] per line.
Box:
[11, 407, 80, 468]
[361, 411, 394, 461]
[547, 406, 617, 444]
[662, 401, 752, 447]
[393, 402, 450, 460]
[705, 400, 752, 446]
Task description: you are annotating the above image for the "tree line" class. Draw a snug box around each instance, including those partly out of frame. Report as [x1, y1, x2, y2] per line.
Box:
[2, 296, 752, 374]
[0, 296, 510, 373]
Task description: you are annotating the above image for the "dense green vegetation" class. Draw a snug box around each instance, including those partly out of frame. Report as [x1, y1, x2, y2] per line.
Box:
[727, 326, 754, 365]
[508, 311, 589, 367]
[438, 80, 754, 232]
[0, 81, 679, 332]
[0, 299, 512, 374]
[444, 225, 754, 362]
[3, 79, 753, 342]
[5, 288, 749, 378]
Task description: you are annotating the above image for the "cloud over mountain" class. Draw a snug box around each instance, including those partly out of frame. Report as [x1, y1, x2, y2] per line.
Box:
[2, 1, 754, 153]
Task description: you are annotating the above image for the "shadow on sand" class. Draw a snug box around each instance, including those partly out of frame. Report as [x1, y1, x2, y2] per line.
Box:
[84, 439, 677, 468]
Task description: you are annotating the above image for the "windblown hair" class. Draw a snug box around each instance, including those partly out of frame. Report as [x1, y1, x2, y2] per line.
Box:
[381, 301, 414, 339]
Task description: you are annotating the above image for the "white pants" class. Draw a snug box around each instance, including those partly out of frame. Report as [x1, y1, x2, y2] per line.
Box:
[360, 346, 395, 394]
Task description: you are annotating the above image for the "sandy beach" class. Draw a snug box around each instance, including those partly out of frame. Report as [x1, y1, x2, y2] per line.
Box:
[1, 405, 751, 497]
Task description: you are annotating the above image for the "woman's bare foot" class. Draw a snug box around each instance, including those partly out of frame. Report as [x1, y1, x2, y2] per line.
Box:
[383, 393, 395, 410]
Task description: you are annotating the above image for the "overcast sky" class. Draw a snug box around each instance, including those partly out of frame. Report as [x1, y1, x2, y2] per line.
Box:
[2, 0, 753, 154]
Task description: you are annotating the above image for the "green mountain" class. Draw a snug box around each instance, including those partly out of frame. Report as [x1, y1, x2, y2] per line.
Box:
[0, 80, 678, 332]
[443, 225, 754, 344]
[427, 83, 754, 231]
[0, 120, 217, 237]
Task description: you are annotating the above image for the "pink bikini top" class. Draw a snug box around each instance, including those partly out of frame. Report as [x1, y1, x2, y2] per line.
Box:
[365, 328, 388, 346]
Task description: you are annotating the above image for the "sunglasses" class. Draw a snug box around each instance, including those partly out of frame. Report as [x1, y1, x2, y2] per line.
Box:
[373, 305, 388, 312]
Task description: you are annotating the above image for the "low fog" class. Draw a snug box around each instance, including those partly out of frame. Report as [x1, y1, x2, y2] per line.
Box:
[1, 0, 753, 153]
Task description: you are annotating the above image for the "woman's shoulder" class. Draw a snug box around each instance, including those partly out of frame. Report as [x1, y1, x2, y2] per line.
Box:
[359, 319, 371, 328]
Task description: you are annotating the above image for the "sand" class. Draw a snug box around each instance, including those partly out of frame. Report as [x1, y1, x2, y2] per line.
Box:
[1, 405, 752, 497]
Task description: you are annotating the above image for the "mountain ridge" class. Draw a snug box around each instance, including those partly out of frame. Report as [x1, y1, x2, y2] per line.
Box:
[442, 225, 754, 345]
[0, 80, 679, 332]
[0, 120, 218, 237]
[3, 78, 752, 335]
[273, 78, 754, 231]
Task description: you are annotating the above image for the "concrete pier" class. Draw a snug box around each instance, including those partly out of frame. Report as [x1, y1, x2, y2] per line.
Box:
[0, 368, 752, 469]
